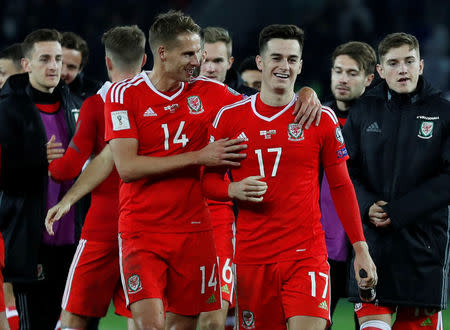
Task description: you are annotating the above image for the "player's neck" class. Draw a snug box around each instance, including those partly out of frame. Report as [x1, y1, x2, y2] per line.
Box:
[111, 71, 140, 83]
[336, 99, 350, 112]
[259, 89, 295, 107]
[147, 70, 181, 92]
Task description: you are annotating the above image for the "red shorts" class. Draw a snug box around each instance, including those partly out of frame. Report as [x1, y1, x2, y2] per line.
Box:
[236, 255, 330, 330]
[119, 230, 221, 315]
[213, 223, 235, 305]
[62, 239, 130, 318]
[354, 304, 443, 330]
[217, 256, 235, 305]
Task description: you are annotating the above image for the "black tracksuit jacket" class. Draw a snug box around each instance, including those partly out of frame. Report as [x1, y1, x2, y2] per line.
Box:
[343, 77, 450, 308]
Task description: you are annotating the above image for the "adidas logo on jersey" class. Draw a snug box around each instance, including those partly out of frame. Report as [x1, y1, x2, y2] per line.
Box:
[238, 132, 249, 141]
[366, 122, 381, 132]
[143, 107, 157, 117]
[318, 301, 328, 310]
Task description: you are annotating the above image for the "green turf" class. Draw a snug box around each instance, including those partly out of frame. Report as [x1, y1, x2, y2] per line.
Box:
[99, 299, 450, 329]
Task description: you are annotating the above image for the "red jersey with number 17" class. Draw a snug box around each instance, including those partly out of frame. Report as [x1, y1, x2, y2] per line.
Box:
[104, 72, 241, 235]
[210, 93, 349, 264]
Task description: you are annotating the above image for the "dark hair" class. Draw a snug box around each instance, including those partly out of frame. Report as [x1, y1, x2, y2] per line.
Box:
[102, 25, 146, 70]
[22, 29, 62, 58]
[61, 32, 89, 70]
[332, 41, 376, 75]
[378, 32, 420, 62]
[259, 24, 304, 55]
[0, 43, 23, 71]
[238, 56, 259, 74]
[149, 10, 201, 54]
[203, 27, 232, 57]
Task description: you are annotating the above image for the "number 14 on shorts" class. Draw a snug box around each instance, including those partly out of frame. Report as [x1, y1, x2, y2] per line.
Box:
[200, 264, 217, 294]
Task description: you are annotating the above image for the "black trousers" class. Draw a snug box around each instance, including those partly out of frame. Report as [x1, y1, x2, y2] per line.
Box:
[14, 244, 76, 330]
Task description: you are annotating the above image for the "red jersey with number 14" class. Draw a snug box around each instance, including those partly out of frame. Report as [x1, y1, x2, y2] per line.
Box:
[104, 72, 241, 235]
[210, 93, 349, 264]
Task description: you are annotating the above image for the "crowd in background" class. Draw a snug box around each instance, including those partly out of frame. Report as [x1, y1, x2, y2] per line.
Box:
[0, 0, 448, 98]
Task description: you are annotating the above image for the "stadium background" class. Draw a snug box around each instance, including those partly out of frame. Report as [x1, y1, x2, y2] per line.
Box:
[1, 0, 448, 328]
[1, 0, 448, 99]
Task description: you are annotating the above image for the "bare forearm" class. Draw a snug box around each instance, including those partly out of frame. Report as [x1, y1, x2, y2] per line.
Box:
[114, 150, 200, 182]
[61, 149, 114, 205]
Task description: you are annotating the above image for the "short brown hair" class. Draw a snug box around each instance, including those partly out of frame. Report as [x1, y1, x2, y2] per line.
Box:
[22, 29, 62, 58]
[332, 41, 376, 75]
[102, 25, 146, 70]
[149, 10, 201, 55]
[378, 32, 420, 62]
[61, 32, 89, 70]
[259, 24, 304, 55]
[0, 43, 23, 71]
[203, 27, 232, 57]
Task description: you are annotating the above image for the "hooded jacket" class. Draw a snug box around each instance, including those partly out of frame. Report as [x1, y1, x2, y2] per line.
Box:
[0, 73, 80, 283]
[343, 77, 450, 308]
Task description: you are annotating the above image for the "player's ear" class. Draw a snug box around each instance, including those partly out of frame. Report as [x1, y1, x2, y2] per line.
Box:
[21, 57, 31, 73]
[227, 56, 234, 70]
[141, 54, 147, 68]
[256, 55, 263, 71]
[158, 45, 166, 62]
[105, 56, 113, 71]
[376, 64, 385, 79]
[365, 73, 375, 87]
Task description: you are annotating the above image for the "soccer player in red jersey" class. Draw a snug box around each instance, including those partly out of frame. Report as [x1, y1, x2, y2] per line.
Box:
[202, 24, 377, 330]
[102, 11, 321, 330]
[46, 25, 148, 329]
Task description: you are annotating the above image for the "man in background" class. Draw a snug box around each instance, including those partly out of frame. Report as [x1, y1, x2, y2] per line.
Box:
[320, 41, 376, 329]
[0, 43, 23, 89]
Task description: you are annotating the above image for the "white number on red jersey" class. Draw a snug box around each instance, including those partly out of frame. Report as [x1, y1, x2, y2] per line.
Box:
[254, 147, 282, 177]
[161, 121, 189, 150]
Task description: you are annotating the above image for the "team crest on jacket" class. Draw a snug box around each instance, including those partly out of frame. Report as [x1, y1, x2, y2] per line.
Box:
[418, 121, 433, 139]
[242, 310, 255, 329]
[288, 123, 304, 141]
[187, 96, 204, 114]
[127, 274, 142, 293]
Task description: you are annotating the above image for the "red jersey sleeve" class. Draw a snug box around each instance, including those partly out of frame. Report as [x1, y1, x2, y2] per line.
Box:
[205, 80, 243, 123]
[104, 82, 139, 142]
[325, 161, 365, 244]
[49, 95, 100, 181]
[319, 106, 349, 167]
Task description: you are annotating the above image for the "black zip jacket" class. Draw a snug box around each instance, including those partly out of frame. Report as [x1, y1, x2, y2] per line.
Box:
[0, 73, 80, 283]
[343, 77, 450, 308]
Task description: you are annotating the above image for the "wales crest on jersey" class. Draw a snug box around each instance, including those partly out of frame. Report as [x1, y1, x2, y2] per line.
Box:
[288, 123, 304, 141]
[418, 121, 433, 139]
[187, 95, 204, 114]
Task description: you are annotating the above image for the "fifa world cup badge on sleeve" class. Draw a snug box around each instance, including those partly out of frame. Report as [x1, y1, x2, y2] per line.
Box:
[187, 96, 204, 114]
[111, 110, 131, 131]
[288, 123, 304, 141]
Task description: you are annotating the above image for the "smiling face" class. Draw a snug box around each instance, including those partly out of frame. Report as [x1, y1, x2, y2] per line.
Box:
[23, 41, 62, 93]
[257, 38, 302, 95]
[61, 47, 82, 85]
[163, 32, 203, 82]
[377, 44, 423, 94]
[331, 54, 373, 110]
